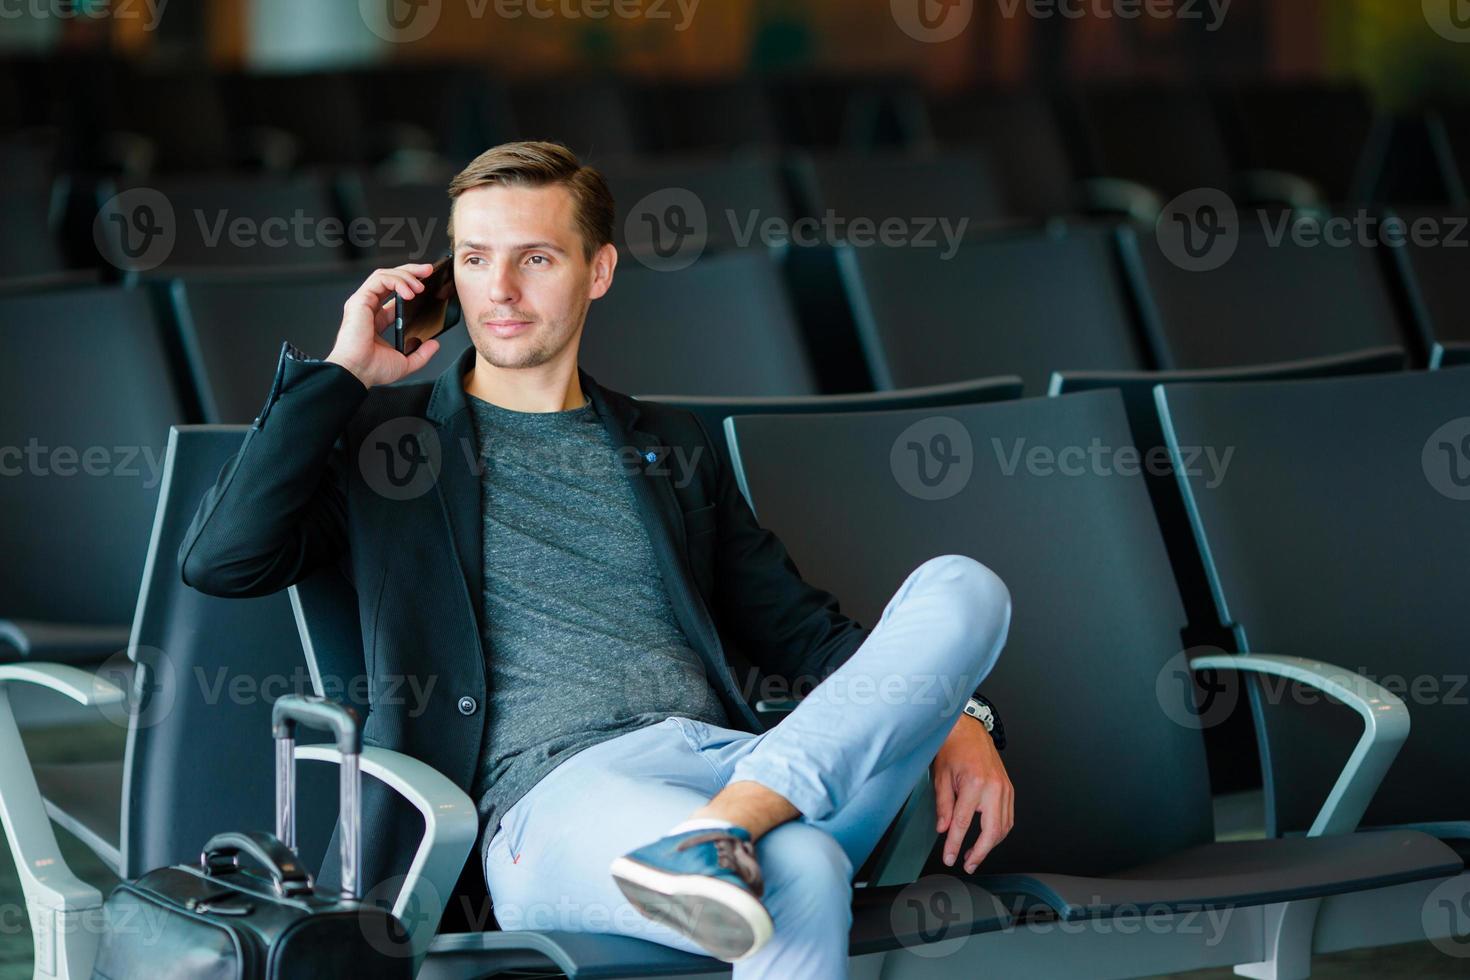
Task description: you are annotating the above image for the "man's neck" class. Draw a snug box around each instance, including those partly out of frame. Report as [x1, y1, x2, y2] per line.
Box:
[462, 355, 587, 413]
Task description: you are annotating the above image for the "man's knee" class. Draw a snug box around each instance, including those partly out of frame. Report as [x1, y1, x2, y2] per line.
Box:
[912, 555, 1011, 634]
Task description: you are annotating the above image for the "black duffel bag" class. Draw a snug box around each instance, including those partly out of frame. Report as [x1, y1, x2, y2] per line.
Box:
[89, 696, 414, 979]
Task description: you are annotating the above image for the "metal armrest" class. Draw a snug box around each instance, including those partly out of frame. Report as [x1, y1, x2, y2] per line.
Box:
[1231, 169, 1328, 212]
[1190, 654, 1409, 837]
[295, 744, 477, 970]
[0, 663, 126, 980]
[0, 619, 132, 665]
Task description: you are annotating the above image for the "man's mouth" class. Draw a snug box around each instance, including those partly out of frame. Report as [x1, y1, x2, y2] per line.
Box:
[483, 318, 533, 338]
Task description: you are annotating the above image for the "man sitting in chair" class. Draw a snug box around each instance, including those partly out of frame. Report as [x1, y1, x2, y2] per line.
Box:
[179, 140, 1013, 979]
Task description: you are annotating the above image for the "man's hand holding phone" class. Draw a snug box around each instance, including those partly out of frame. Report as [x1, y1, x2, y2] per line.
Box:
[327, 263, 444, 389]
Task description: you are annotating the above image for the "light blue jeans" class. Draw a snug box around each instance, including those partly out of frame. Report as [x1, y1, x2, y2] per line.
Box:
[483, 554, 1012, 979]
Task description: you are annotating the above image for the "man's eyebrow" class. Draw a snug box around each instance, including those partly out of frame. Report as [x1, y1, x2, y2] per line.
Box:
[457, 240, 568, 255]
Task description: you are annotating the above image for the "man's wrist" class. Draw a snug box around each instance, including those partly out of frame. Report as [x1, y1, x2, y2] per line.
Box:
[326, 350, 373, 389]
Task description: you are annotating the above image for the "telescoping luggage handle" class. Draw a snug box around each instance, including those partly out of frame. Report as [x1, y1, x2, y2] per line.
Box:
[271, 695, 364, 901]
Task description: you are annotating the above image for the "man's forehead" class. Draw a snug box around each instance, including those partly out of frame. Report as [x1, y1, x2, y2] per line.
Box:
[452, 183, 578, 244]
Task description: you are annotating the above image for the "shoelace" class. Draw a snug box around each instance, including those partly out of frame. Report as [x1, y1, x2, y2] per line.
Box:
[674, 831, 766, 898]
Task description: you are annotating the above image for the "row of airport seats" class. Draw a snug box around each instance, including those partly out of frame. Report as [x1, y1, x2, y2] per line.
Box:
[1, 366, 1465, 977]
[5, 58, 1463, 206]
[2, 205, 1465, 663]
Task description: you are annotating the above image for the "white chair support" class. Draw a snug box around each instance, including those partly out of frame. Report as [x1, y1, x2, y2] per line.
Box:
[1190, 653, 1411, 980]
[0, 664, 125, 980]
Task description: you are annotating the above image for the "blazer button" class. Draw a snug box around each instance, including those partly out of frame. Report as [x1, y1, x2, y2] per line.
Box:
[457, 696, 478, 716]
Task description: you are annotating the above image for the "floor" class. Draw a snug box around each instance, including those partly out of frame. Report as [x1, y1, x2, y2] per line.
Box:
[0, 726, 1462, 979]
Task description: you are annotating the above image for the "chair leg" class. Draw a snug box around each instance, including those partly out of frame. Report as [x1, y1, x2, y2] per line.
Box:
[1233, 898, 1323, 980]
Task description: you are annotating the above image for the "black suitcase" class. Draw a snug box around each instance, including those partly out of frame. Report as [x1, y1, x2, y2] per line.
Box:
[89, 696, 414, 979]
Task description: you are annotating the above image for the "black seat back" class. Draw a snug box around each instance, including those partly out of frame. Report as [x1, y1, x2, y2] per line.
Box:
[95, 175, 350, 276]
[0, 286, 186, 636]
[840, 224, 1151, 394]
[1120, 221, 1408, 370]
[727, 391, 1209, 877]
[581, 248, 817, 396]
[124, 426, 334, 877]
[791, 150, 1009, 231]
[1157, 367, 1470, 834]
[1388, 206, 1470, 366]
[1070, 84, 1233, 197]
[171, 271, 473, 424]
[598, 155, 792, 255]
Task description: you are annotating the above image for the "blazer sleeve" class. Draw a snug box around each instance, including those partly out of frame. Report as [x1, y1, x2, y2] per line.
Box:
[696, 415, 869, 693]
[177, 341, 369, 598]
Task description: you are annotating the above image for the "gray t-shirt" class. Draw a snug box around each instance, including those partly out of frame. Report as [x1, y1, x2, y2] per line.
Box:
[466, 391, 731, 855]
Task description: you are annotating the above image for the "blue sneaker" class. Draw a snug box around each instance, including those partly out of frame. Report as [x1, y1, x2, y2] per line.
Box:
[609, 826, 774, 961]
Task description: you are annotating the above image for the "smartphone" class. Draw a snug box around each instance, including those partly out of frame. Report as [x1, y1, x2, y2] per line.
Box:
[393, 255, 461, 355]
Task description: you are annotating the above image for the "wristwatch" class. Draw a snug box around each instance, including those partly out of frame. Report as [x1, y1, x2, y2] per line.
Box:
[963, 693, 1006, 751]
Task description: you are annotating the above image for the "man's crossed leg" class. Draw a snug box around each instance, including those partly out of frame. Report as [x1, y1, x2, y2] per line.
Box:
[484, 554, 1012, 979]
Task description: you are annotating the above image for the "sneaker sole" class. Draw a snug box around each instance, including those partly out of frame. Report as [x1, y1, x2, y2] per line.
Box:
[608, 855, 774, 962]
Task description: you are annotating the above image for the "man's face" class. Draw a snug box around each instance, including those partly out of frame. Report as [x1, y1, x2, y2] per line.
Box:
[451, 182, 615, 372]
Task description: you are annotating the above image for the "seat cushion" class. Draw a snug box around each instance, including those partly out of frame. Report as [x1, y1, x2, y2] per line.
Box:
[975, 830, 1463, 921]
[34, 759, 124, 874]
[419, 879, 1009, 978]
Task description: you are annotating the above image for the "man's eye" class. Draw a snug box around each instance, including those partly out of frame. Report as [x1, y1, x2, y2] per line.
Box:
[527, 255, 548, 266]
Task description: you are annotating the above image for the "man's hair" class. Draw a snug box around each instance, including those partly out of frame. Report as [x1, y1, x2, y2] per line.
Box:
[446, 141, 614, 260]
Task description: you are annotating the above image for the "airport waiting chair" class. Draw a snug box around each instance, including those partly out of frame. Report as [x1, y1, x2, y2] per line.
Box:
[93, 174, 352, 278]
[789, 149, 1012, 235]
[222, 70, 370, 170]
[0, 184, 69, 288]
[1217, 83, 1381, 205]
[724, 391, 1462, 977]
[765, 73, 929, 150]
[1385, 206, 1470, 368]
[286, 566, 1012, 978]
[1119, 220, 1409, 371]
[336, 171, 454, 263]
[1158, 367, 1470, 953]
[508, 77, 640, 160]
[923, 87, 1080, 219]
[628, 78, 781, 154]
[580, 248, 819, 397]
[0, 426, 337, 979]
[838, 223, 1152, 395]
[638, 377, 1024, 473]
[1048, 350, 1406, 633]
[169, 270, 476, 424]
[598, 154, 792, 256]
[0, 286, 186, 664]
[1068, 84, 1236, 202]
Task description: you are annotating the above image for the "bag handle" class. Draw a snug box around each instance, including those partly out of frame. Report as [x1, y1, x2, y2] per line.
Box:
[202, 830, 313, 897]
[271, 695, 363, 900]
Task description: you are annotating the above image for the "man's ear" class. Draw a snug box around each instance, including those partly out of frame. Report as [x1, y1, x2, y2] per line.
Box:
[588, 242, 618, 301]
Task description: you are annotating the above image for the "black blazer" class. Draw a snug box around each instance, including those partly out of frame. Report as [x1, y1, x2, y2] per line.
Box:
[178, 341, 883, 892]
